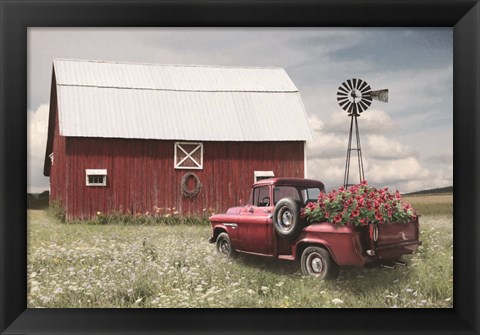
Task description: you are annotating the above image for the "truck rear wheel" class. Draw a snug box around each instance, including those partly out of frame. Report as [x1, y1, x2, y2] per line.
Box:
[301, 246, 339, 279]
[273, 197, 304, 240]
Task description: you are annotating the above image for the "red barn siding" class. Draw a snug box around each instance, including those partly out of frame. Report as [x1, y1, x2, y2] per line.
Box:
[60, 137, 304, 220]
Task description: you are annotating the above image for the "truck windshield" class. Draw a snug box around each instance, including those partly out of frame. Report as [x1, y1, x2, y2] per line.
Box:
[274, 186, 321, 205]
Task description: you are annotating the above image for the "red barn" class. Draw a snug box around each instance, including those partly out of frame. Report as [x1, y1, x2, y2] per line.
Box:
[43, 59, 313, 220]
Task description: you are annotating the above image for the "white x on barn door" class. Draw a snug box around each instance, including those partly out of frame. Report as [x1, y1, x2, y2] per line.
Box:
[174, 142, 203, 169]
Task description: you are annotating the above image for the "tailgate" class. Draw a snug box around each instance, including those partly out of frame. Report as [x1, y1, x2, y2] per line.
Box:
[372, 219, 421, 260]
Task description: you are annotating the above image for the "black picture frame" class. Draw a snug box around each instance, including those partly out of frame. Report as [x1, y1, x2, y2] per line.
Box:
[1, 0, 479, 334]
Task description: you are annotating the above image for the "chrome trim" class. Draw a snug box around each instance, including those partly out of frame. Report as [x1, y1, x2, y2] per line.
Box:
[373, 225, 378, 242]
[224, 223, 238, 229]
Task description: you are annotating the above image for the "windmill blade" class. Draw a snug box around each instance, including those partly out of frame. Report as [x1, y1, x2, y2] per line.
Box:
[337, 96, 349, 105]
[340, 82, 351, 93]
[352, 78, 358, 90]
[357, 79, 368, 92]
[358, 99, 371, 113]
[338, 85, 350, 95]
[360, 84, 372, 95]
[346, 79, 354, 91]
[339, 99, 351, 111]
[370, 89, 389, 102]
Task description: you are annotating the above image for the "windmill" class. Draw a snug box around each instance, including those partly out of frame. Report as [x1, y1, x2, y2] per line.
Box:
[337, 78, 388, 187]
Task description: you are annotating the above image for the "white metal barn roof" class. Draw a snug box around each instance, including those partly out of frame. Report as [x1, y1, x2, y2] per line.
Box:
[53, 59, 313, 141]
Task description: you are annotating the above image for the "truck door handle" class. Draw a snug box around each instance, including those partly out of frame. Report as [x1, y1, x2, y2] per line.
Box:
[263, 209, 271, 214]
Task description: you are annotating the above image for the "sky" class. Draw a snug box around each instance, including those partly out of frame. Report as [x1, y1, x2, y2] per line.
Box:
[27, 28, 453, 193]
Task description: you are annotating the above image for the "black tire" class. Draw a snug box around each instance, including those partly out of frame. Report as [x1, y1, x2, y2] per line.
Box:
[273, 197, 304, 240]
[216, 232, 236, 258]
[300, 246, 339, 280]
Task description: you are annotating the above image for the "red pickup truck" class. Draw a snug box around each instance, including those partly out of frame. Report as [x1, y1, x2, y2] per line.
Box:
[209, 178, 421, 279]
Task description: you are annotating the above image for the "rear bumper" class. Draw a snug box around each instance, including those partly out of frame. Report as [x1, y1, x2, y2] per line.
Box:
[375, 240, 421, 260]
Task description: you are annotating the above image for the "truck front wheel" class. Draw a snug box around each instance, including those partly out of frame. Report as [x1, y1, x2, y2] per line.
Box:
[300, 246, 339, 279]
[216, 232, 236, 258]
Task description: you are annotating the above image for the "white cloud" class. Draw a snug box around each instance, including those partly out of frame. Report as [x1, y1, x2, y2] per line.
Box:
[27, 104, 50, 193]
[365, 135, 414, 159]
[365, 157, 429, 184]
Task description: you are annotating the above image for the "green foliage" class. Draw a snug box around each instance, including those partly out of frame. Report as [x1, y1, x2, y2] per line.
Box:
[82, 211, 211, 226]
[47, 199, 65, 222]
[27, 192, 49, 209]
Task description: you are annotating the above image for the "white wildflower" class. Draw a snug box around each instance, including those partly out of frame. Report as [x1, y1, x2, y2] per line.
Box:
[331, 298, 344, 304]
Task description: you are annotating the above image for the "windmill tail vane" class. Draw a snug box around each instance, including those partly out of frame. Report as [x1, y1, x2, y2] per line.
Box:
[337, 78, 389, 187]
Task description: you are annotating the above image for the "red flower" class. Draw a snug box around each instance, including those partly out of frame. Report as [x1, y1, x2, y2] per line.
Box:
[334, 214, 342, 224]
[360, 180, 368, 186]
[375, 212, 383, 222]
[351, 209, 360, 217]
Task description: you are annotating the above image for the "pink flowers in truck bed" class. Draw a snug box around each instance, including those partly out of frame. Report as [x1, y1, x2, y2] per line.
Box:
[302, 181, 418, 227]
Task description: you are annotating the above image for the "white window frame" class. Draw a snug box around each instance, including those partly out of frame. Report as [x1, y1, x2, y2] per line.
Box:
[86, 169, 107, 187]
[254, 171, 275, 183]
[174, 142, 203, 170]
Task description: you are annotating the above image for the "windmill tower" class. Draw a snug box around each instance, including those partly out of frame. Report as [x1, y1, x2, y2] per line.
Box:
[337, 78, 389, 187]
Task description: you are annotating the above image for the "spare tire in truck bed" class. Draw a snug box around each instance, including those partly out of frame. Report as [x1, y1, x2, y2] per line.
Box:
[273, 197, 304, 240]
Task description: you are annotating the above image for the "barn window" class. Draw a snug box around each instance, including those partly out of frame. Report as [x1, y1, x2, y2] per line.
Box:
[174, 142, 203, 170]
[254, 171, 275, 183]
[85, 169, 107, 186]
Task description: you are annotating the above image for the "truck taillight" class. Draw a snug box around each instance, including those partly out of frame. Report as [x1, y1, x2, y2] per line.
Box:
[369, 224, 378, 242]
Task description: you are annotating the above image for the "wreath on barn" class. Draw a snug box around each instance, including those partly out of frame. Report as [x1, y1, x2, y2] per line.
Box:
[181, 172, 202, 198]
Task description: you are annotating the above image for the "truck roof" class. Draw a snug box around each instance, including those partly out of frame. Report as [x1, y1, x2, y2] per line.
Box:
[253, 177, 325, 189]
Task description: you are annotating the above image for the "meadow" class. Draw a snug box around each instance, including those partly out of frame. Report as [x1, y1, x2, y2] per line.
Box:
[27, 194, 453, 308]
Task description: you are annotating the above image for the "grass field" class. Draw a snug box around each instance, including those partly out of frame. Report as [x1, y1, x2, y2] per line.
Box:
[27, 195, 453, 308]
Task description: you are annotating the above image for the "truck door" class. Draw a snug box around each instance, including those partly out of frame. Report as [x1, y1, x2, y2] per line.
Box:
[237, 185, 274, 255]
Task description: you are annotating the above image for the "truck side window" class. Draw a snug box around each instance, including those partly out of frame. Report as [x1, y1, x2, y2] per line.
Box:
[301, 188, 321, 204]
[253, 186, 270, 207]
[274, 186, 301, 204]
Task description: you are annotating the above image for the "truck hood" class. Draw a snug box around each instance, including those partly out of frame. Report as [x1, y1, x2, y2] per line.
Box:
[209, 206, 243, 223]
[225, 206, 243, 215]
